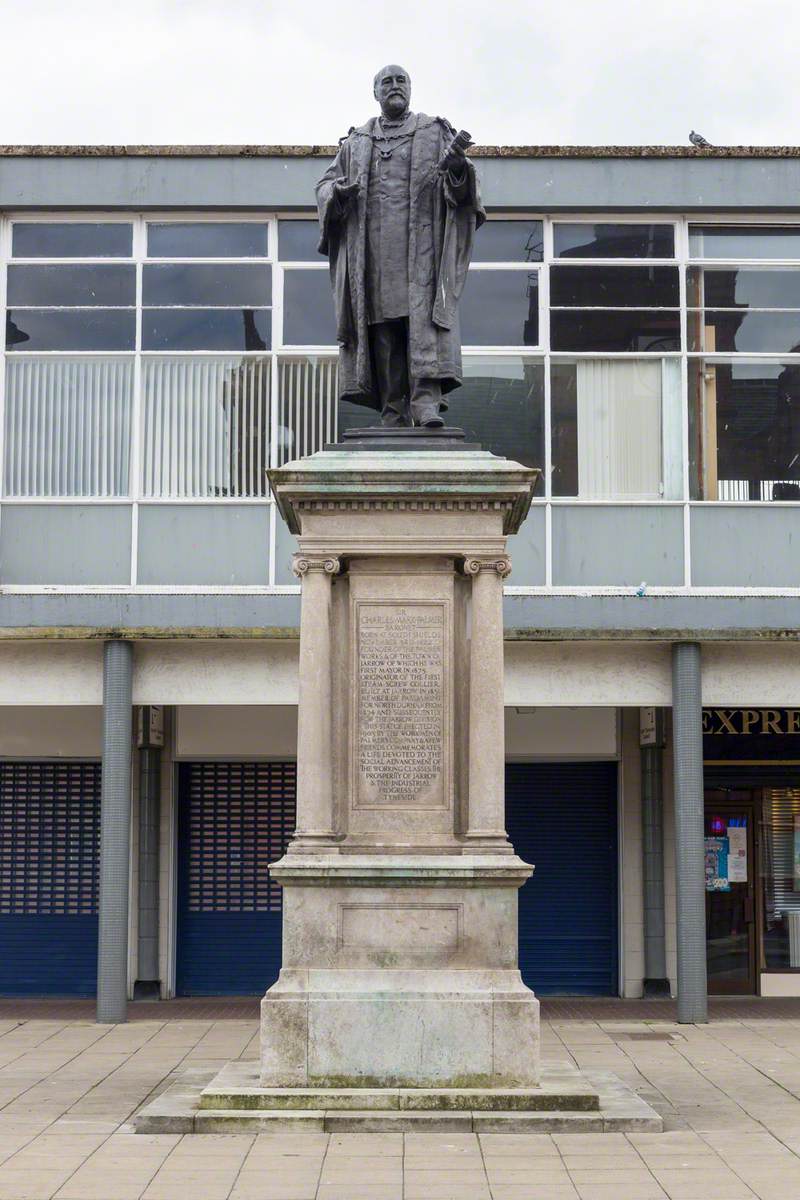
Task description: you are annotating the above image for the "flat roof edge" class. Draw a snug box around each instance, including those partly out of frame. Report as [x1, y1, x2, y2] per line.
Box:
[4, 143, 800, 159]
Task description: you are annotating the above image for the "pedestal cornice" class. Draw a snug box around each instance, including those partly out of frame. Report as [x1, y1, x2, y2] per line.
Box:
[269, 854, 534, 887]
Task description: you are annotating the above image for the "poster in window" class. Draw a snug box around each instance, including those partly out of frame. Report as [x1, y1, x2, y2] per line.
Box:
[727, 825, 747, 883]
[705, 837, 730, 891]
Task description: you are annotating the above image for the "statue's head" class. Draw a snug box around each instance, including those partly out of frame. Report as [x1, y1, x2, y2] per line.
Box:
[373, 65, 411, 119]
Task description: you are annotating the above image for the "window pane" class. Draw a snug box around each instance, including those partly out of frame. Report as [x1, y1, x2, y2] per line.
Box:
[6, 309, 136, 351]
[7, 264, 136, 307]
[689, 360, 800, 500]
[278, 220, 321, 262]
[471, 220, 543, 262]
[551, 310, 680, 352]
[460, 270, 538, 346]
[690, 225, 800, 260]
[552, 359, 681, 499]
[451, 357, 544, 480]
[690, 311, 800, 353]
[12, 222, 133, 258]
[761, 788, 800, 970]
[3, 357, 132, 497]
[141, 357, 270, 497]
[147, 223, 268, 258]
[551, 266, 679, 308]
[688, 266, 800, 309]
[277, 355, 338, 463]
[141, 309, 271, 351]
[143, 264, 271, 306]
[554, 223, 674, 259]
[283, 270, 336, 345]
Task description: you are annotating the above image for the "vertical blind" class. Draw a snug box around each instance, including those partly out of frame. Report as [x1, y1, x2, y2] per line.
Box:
[141, 356, 270, 497]
[277, 357, 338, 464]
[576, 360, 662, 498]
[4, 358, 132, 496]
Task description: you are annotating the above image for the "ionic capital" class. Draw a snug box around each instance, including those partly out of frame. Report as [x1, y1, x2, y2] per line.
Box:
[463, 555, 512, 579]
[292, 554, 341, 579]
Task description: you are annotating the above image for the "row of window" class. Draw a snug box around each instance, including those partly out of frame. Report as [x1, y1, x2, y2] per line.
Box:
[10, 219, 800, 355]
[1, 354, 797, 503]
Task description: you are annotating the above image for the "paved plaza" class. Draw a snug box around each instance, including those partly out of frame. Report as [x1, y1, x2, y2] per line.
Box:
[1, 1000, 800, 1198]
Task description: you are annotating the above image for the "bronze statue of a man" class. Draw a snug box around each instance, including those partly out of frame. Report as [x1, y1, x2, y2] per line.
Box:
[316, 65, 484, 427]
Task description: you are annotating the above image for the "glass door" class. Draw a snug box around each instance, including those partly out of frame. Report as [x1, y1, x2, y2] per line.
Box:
[704, 790, 758, 994]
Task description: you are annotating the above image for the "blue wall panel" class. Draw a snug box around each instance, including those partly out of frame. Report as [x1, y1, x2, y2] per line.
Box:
[506, 761, 619, 996]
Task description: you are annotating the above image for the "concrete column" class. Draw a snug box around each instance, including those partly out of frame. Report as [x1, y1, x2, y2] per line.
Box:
[464, 555, 511, 847]
[671, 642, 708, 1023]
[641, 740, 669, 996]
[97, 640, 133, 1024]
[134, 745, 160, 997]
[291, 555, 340, 849]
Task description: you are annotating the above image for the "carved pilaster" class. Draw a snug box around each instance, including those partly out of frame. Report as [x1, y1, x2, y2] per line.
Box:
[464, 553, 511, 849]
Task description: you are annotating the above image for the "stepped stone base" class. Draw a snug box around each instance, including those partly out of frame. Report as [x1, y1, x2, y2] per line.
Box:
[133, 1061, 662, 1134]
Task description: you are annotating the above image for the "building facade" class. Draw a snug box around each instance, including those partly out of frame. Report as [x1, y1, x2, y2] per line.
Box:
[1, 145, 799, 1009]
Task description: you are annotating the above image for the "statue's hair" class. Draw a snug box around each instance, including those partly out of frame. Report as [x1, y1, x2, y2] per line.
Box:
[373, 65, 411, 91]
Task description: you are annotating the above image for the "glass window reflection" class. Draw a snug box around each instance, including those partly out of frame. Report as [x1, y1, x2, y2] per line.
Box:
[141, 309, 271, 351]
[12, 223, 133, 258]
[554, 224, 674, 259]
[689, 360, 800, 500]
[147, 223, 268, 258]
[460, 270, 539, 346]
[551, 266, 679, 308]
[688, 267, 800, 309]
[471, 221, 543, 263]
[8, 264, 136, 307]
[551, 310, 680, 352]
[6, 310, 136, 352]
[282, 271, 337, 345]
[690, 311, 800, 354]
[278, 221, 321, 262]
[143, 264, 271, 307]
[689, 226, 800, 260]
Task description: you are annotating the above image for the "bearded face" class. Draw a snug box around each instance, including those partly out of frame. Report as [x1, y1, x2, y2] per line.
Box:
[373, 65, 411, 119]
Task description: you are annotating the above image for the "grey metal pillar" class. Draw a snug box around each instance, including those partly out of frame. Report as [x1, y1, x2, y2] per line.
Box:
[641, 738, 669, 996]
[134, 745, 161, 998]
[97, 640, 133, 1023]
[672, 642, 708, 1023]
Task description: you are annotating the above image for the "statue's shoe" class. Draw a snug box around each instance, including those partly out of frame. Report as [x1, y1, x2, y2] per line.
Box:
[414, 409, 445, 428]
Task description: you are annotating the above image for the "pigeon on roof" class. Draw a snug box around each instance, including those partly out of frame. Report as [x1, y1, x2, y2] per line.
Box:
[689, 130, 712, 148]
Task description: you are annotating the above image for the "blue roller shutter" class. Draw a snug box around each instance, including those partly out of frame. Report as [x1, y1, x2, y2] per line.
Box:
[506, 761, 618, 996]
[176, 761, 296, 996]
[0, 761, 100, 996]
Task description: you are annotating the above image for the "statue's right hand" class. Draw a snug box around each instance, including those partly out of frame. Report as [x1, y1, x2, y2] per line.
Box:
[333, 179, 360, 208]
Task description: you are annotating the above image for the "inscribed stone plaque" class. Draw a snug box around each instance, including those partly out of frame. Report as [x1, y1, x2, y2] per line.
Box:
[356, 602, 445, 807]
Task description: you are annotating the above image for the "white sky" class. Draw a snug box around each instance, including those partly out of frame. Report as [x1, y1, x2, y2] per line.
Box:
[0, 0, 798, 147]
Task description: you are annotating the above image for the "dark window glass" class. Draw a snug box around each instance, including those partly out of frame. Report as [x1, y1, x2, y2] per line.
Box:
[690, 311, 800, 354]
[7, 264, 136, 307]
[283, 271, 337, 344]
[471, 220, 543, 263]
[551, 265, 679, 308]
[142, 264, 271, 307]
[460, 270, 539, 346]
[147, 223, 268, 258]
[551, 309, 680, 352]
[689, 360, 800, 500]
[278, 220, 321, 262]
[688, 266, 800, 309]
[689, 226, 800, 260]
[12, 222, 133, 258]
[551, 363, 579, 496]
[761, 789, 800, 968]
[554, 223, 674, 259]
[141, 309, 271, 351]
[339, 357, 545, 482]
[6, 309, 136, 352]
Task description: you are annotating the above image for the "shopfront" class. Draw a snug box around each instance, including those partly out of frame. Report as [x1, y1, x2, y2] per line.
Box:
[703, 708, 800, 996]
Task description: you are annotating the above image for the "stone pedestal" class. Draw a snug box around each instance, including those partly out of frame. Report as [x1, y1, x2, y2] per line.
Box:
[262, 444, 541, 1091]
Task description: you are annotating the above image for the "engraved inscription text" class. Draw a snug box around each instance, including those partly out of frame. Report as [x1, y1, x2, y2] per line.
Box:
[357, 603, 444, 807]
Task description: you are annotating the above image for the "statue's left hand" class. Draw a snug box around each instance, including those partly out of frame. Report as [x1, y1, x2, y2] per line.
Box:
[442, 143, 467, 174]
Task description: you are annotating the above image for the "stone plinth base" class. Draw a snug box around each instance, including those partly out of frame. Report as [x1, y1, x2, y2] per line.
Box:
[260, 968, 539, 1089]
[133, 1061, 663, 1134]
[261, 855, 539, 1089]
